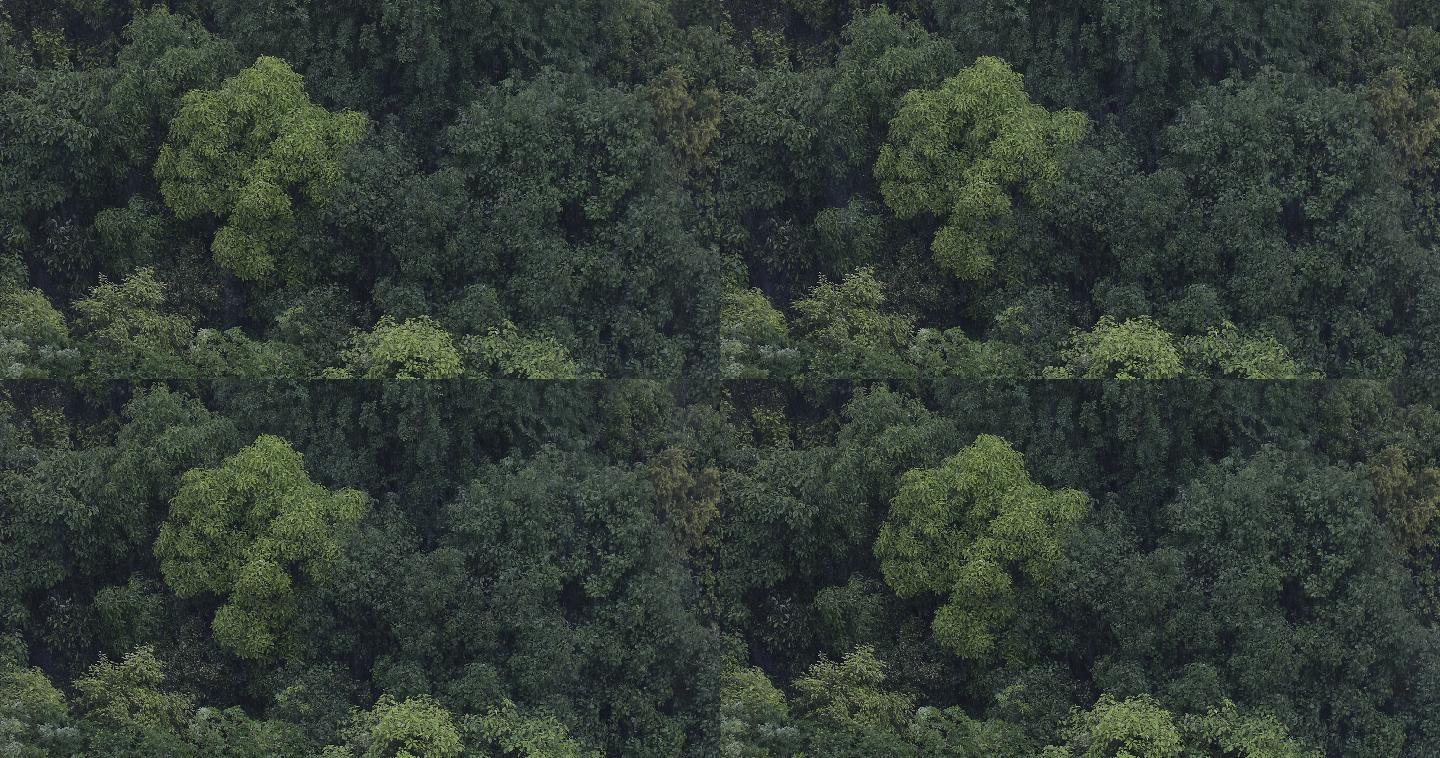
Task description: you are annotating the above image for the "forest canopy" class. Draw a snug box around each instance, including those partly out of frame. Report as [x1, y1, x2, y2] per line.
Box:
[5, 0, 1440, 379]
[6, 1, 1440, 756]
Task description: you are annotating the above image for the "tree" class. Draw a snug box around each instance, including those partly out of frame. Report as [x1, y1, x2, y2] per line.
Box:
[1132, 448, 1422, 754]
[1367, 56, 1440, 250]
[71, 268, 195, 379]
[875, 435, 1089, 660]
[1145, 70, 1427, 374]
[645, 66, 722, 175]
[334, 68, 719, 376]
[1369, 445, 1440, 552]
[792, 268, 917, 379]
[0, 287, 78, 378]
[63, 646, 309, 756]
[791, 646, 916, 750]
[416, 447, 720, 755]
[325, 316, 463, 379]
[71, 646, 195, 756]
[154, 55, 367, 281]
[929, 0, 1392, 133]
[711, 8, 962, 298]
[437, 70, 716, 376]
[1045, 694, 1183, 758]
[720, 666, 800, 758]
[908, 326, 1031, 379]
[325, 694, 462, 758]
[875, 57, 1088, 281]
[0, 7, 240, 292]
[1046, 316, 1183, 379]
[0, 386, 243, 672]
[71, 267, 296, 381]
[719, 644, 1028, 757]
[460, 321, 595, 379]
[1044, 694, 1318, 757]
[105, 8, 241, 175]
[154, 435, 368, 659]
[720, 288, 799, 380]
[648, 447, 721, 555]
[1179, 322, 1317, 379]
[0, 665, 79, 756]
[324, 313, 591, 380]
[473, 699, 600, 758]
[200, 0, 662, 129]
[0, 36, 109, 254]
[1184, 700, 1319, 757]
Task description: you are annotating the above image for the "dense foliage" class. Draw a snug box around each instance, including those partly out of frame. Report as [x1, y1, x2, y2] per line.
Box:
[714, 381, 1440, 756]
[2, 382, 729, 755]
[5, 381, 1440, 754]
[4, 0, 1440, 378]
[6, 1, 1440, 756]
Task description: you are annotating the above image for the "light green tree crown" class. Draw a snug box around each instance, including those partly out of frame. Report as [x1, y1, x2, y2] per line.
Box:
[875, 434, 1088, 659]
[154, 435, 368, 659]
[155, 56, 367, 281]
[876, 56, 1088, 280]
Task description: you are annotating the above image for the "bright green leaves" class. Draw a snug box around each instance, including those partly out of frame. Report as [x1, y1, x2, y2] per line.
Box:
[1046, 316, 1316, 379]
[720, 666, 797, 758]
[1047, 316, 1184, 379]
[1044, 695, 1317, 757]
[792, 646, 916, 740]
[325, 694, 462, 758]
[327, 316, 463, 379]
[875, 435, 1088, 660]
[1046, 694, 1184, 758]
[154, 56, 367, 281]
[154, 435, 368, 660]
[0, 288, 78, 378]
[326, 695, 600, 757]
[71, 267, 296, 380]
[72, 268, 200, 380]
[720, 288, 799, 380]
[462, 322, 596, 379]
[720, 646, 1025, 756]
[72, 647, 193, 747]
[721, 273, 1031, 379]
[475, 700, 600, 758]
[719, 648, 924, 756]
[11, 647, 307, 756]
[325, 316, 591, 379]
[875, 57, 1088, 280]
[1188, 701, 1319, 758]
[1182, 322, 1317, 379]
[0, 665, 77, 757]
[793, 268, 917, 378]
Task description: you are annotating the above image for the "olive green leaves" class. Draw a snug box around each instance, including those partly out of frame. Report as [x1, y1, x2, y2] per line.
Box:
[154, 57, 367, 282]
[875, 57, 1088, 281]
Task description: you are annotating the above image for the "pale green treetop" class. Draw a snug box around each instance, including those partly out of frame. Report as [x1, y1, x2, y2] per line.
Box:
[875, 56, 1088, 280]
[154, 56, 368, 281]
